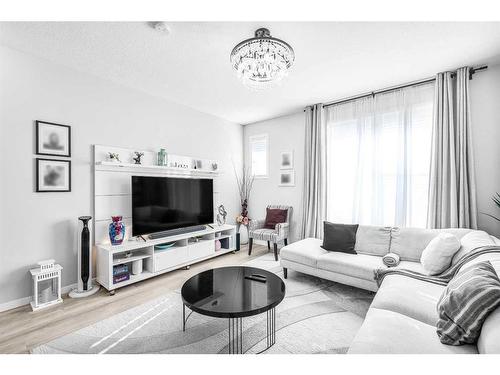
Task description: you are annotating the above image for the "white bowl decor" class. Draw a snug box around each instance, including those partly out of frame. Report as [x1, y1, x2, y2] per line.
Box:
[230, 27, 295, 89]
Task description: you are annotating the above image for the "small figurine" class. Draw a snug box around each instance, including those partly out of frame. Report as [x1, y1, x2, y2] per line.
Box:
[108, 152, 121, 163]
[216, 204, 227, 226]
[212, 163, 218, 171]
[133, 151, 144, 165]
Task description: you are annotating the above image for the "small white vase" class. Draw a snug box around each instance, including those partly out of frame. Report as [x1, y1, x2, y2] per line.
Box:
[239, 225, 249, 245]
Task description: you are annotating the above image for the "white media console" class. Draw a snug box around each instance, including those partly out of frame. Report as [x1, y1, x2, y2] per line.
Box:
[96, 224, 237, 293]
[93, 144, 237, 294]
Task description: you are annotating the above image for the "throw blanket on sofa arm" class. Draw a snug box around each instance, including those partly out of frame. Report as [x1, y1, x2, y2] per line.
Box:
[382, 253, 400, 267]
[374, 245, 500, 287]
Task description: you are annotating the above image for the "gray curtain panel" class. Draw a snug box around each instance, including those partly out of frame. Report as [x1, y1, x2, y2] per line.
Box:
[427, 67, 478, 229]
[301, 104, 327, 238]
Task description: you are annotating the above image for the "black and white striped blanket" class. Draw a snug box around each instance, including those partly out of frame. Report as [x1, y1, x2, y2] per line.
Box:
[374, 245, 500, 287]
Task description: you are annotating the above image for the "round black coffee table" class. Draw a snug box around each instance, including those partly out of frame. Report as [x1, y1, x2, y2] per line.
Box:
[181, 266, 286, 354]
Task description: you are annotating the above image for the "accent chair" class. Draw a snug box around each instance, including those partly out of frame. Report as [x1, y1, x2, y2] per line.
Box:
[248, 205, 292, 261]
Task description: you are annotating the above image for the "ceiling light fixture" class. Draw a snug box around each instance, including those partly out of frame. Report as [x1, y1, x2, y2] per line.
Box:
[230, 27, 295, 89]
[151, 22, 170, 35]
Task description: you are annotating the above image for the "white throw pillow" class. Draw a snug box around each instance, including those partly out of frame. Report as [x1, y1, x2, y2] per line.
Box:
[420, 233, 461, 275]
[451, 230, 495, 265]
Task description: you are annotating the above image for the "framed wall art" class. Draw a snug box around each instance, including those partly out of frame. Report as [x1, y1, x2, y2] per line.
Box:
[280, 151, 294, 169]
[279, 170, 295, 187]
[36, 120, 71, 157]
[36, 158, 71, 192]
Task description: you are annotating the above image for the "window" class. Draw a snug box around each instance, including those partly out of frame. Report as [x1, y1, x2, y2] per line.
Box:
[325, 83, 434, 228]
[249, 134, 268, 177]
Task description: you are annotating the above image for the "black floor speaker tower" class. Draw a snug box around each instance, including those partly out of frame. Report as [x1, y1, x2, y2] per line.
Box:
[69, 216, 100, 298]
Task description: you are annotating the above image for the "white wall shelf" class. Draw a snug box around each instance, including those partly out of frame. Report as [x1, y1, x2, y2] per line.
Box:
[95, 161, 220, 176]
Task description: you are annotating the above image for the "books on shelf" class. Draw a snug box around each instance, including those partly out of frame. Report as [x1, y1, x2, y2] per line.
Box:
[113, 264, 130, 284]
[113, 273, 130, 284]
[113, 264, 129, 276]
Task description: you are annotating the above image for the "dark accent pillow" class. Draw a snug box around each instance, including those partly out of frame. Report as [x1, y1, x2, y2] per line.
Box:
[321, 222, 358, 254]
[436, 261, 500, 345]
[264, 208, 288, 229]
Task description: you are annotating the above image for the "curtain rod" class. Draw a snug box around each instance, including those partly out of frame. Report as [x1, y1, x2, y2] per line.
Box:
[306, 65, 488, 111]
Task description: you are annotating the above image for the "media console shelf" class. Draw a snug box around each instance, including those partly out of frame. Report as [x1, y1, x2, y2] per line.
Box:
[96, 224, 238, 293]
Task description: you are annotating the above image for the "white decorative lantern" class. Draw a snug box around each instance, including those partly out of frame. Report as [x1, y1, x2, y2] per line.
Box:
[30, 259, 63, 311]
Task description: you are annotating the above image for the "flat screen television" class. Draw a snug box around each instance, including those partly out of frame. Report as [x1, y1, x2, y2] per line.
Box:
[132, 176, 214, 237]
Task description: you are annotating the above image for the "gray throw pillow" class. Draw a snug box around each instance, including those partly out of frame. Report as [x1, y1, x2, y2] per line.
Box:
[321, 221, 358, 254]
[436, 261, 500, 345]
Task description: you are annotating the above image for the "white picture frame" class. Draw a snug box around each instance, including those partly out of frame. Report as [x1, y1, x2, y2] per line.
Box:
[279, 170, 295, 187]
[280, 151, 294, 169]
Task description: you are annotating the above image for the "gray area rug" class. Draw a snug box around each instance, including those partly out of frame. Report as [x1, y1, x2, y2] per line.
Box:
[32, 253, 374, 354]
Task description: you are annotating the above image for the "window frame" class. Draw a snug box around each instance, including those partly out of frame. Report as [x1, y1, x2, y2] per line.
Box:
[248, 133, 269, 179]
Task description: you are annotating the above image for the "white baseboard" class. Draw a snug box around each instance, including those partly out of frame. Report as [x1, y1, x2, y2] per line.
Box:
[0, 296, 32, 313]
[0, 280, 95, 313]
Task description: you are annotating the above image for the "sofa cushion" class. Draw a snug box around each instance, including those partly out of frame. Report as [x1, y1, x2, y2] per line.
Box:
[451, 230, 495, 265]
[394, 260, 426, 274]
[354, 225, 392, 256]
[371, 274, 443, 325]
[348, 308, 478, 354]
[421, 233, 461, 275]
[317, 252, 384, 281]
[390, 227, 438, 261]
[437, 261, 500, 346]
[477, 306, 500, 354]
[279, 238, 326, 268]
[321, 222, 358, 254]
[389, 227, 471, 262]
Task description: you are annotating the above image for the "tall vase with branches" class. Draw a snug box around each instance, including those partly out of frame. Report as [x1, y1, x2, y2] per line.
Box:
[234, 164, 255, 242]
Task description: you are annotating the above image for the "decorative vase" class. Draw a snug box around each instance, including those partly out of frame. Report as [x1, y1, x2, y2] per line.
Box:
[239, 224, 249, 245]
[157, 148, 167, 166]
[132, 259, 143, 275]
[109, 216, 125, 245]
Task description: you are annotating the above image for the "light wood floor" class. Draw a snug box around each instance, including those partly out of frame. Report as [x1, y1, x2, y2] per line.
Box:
[0, 244, 268, 354]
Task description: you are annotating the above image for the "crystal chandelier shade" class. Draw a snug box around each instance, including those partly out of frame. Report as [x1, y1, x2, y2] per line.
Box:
[230, 28, 295, 89]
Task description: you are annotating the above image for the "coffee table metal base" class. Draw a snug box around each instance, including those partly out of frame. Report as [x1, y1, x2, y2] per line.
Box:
[182, 304, 277, 354]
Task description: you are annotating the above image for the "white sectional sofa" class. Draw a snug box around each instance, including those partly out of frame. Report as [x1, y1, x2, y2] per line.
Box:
[280, 225, 500, 354]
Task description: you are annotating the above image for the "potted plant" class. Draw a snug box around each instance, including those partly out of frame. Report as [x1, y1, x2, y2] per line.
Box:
[483, 192, 500, 222]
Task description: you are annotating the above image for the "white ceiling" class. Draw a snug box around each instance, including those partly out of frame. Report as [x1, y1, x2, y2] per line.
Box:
[1, 22, 500, 124]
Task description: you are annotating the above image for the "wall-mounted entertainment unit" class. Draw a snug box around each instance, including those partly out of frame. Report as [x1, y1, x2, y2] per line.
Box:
[93, 145, 237, 293]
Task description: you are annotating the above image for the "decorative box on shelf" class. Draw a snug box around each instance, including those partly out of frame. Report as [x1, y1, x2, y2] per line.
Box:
[30, 259, 63, 311]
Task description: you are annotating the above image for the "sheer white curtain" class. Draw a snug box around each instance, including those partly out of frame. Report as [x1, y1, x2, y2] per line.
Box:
[325, 83, 434, 228]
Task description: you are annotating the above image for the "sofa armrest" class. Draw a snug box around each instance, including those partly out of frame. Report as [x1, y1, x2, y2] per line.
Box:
[249, 219, 266, 231]
[275, 222, 290, 238]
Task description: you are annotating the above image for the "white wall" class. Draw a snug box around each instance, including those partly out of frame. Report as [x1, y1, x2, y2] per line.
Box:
[470, 63, 500, 237]
[243, 112, 305, 243]
[0, 46, 243, 307]
[243, 63, 500, 241]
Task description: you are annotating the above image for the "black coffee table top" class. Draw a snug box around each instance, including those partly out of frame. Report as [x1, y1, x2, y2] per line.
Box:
[181, 266, 286, 318]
